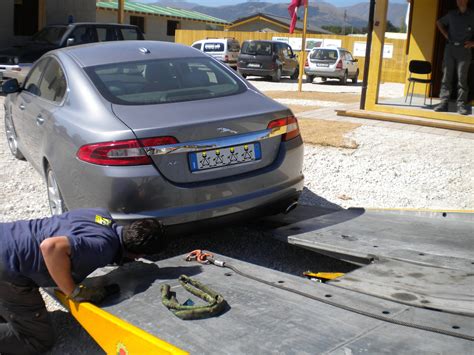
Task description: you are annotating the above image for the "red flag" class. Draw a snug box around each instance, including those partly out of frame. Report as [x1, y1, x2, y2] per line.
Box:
[288, 0, 307, 34]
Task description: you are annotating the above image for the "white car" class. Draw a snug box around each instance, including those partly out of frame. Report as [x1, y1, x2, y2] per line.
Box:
[191, 38, 240, 69]
[304, 47, 359, 84]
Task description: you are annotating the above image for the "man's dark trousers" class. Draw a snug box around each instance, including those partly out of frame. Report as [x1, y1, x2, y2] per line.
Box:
[440, 43, 472, 106]
[0, 280, 55, 354]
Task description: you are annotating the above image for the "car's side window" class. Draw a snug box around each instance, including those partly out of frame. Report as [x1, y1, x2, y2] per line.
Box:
[23, 58, 49, 96]
[70, 26, 97, 45]
[97, 27, 118, 42]
[192, 43, 202, 50]
[346, 52, 354, 61]
[286, 45, 294, 58]
[39, 58, 67, 103]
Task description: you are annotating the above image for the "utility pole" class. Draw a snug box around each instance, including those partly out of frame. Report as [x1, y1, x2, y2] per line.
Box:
[343, 10, 347, 36]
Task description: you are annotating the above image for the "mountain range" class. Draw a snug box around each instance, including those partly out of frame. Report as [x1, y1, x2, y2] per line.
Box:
[133, 1, 409, 29]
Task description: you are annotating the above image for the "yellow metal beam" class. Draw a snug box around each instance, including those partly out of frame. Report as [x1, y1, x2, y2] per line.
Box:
[365, 0, 389, 110]
[55, 291, 188, 355]
[118, 0, 125, 24]
[38, 0, 46, 30]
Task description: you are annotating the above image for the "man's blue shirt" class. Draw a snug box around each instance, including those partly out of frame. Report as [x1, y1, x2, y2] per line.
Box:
[0, 208, 123, 286]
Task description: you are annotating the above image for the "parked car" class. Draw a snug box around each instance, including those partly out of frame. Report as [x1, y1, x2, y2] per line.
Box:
[2, 41, 304, 228]
[237, 40, 299, 82]
[191, 38, 240, 69]
[0, 23, 144, 86]
[305, 47, 359, 84]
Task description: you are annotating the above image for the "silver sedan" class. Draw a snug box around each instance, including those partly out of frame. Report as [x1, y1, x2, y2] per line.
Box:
[2, 41, 304, 227]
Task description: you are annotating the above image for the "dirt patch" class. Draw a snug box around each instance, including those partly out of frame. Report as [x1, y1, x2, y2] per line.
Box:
[285, 104, 320, 113]
[265, 91, 360, 104]
[298, 118, 360, 149]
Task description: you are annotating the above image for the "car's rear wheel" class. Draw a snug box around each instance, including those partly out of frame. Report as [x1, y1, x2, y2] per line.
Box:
[291, 67, 299, 80]
[273, 67, 282, 82]
[340, 71, 348, 85]
[306, 75, 315, 83]
[5, 115, 25, 160]
[352, 69, 359, 83]
[46, 167, 67, 215]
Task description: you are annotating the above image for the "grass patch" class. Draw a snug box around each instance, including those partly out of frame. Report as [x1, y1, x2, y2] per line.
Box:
[265, 91, 360, 103]
[298, 118, 360, 149]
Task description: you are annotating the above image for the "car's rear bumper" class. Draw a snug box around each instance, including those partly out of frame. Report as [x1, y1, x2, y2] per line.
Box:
[238, 67, 274, 77]
[59, 136, 304, 226]
[304, 68, 344, 78]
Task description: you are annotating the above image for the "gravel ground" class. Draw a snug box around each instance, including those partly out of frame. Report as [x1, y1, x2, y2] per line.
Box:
[248, 77, 405, 98]
[0, 81, 473, 353]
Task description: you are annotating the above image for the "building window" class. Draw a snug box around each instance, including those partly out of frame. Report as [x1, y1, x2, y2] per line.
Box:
[14, 0, 39, 36]
[167, 20, 180, 37]
[130, 16, 145, 34]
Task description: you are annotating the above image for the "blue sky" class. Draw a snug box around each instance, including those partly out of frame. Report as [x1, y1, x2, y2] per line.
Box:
[140, 0, 406, 7]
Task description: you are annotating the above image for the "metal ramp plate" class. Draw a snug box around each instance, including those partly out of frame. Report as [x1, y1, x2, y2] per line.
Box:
[273, 208, 474, 315]
[274, 208, 474, 263]
[79, 254, 473, 354]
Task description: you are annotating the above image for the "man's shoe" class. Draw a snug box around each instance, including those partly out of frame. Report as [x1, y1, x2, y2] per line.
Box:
[434, 102, 449, 112]
[458, 105, 469, 115]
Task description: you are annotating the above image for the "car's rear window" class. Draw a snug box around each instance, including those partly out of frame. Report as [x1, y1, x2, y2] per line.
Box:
[241, 42, 272, 56]
[311, 49, 338, 60]
[203, 43, 224, 52]
[85, 57, 246, 105]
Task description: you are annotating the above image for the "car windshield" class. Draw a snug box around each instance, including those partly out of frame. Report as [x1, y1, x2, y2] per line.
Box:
[311, 49, 338, 61]
[32, 26, 67, 45]
[85, 57, 246, 105]
[241, 42, 273, 56]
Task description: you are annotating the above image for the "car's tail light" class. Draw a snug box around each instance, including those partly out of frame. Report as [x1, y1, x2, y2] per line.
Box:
[336, 59, 343, 69]
[267, 116, 300, 141]
[305, 58, 309, 67]
[77, 136, 178, 166]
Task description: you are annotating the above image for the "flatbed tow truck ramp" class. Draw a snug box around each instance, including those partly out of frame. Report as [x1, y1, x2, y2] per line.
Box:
[53, 207, 473, 354]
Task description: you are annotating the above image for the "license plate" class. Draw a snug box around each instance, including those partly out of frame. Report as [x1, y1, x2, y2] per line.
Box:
[189, 143, 261, 172]
[317, 63, 329, 67]
[248, 63, 261, 68]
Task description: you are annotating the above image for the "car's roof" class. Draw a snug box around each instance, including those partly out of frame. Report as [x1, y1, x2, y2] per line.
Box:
[58, 40, 206, 67]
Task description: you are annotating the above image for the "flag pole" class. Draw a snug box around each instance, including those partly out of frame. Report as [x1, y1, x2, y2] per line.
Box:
[298, 1, 309, 92]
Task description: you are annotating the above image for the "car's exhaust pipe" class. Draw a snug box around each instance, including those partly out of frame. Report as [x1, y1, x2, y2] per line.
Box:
[284, 201, 298, 214]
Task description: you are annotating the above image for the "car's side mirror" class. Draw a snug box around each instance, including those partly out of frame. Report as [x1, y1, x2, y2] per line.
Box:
[353, 58, 359, 62]
[66, 38, 75, 47]
[1, 79, 21, 94]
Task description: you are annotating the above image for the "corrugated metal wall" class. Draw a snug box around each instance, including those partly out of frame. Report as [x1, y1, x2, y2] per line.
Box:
[175, 29, 408, 84]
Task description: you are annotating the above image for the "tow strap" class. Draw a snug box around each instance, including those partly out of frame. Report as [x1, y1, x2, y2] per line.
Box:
[161, 274, 227, 320]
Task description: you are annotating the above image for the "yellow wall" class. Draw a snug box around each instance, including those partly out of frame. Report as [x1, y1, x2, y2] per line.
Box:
[405, 0, 439, 94]
[176, 29, 408, 83]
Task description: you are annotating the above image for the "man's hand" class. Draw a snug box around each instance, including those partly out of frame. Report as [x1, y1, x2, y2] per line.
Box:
[70, 284, 120, 304]
[464, 41, 474, 48]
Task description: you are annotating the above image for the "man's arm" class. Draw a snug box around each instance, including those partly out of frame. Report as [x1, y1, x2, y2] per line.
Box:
[437, 20, 449, 40]
[40, 236, 76, 296]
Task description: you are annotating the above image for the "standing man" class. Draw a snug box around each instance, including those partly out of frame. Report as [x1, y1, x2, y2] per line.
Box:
[0, 208, 165, 354]
[435, 0, 474, 115]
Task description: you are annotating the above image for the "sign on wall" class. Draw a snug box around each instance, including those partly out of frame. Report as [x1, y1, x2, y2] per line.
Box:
[272, 37, 325, 51]
[353, 41, 394, 59]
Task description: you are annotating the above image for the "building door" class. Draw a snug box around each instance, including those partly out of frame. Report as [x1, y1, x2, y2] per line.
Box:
[14, 0, 39, 36]
[432, 0, 474, 99]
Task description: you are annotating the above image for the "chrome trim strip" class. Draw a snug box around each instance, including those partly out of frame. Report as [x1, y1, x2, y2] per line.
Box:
[144, 126, 289, 156]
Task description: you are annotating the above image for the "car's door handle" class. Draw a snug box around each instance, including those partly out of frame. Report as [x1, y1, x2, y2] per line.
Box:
[36, 115, 45, 125]
[19, 104, 25, 110]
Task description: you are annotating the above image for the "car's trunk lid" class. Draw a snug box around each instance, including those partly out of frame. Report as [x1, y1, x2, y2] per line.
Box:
[111, 91, 289, 184]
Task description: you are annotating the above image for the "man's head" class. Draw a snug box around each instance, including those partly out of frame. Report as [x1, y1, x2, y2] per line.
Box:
[122, 219, 166, 256]
[457, 0, 469, 12]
